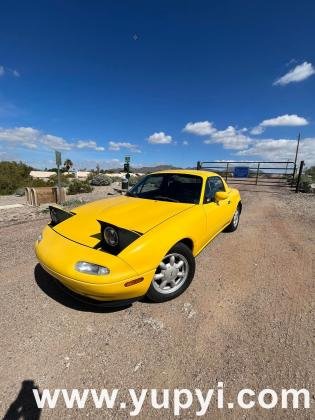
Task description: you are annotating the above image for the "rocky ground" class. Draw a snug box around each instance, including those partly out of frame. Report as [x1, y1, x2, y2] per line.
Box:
[0, 184, 314, 419]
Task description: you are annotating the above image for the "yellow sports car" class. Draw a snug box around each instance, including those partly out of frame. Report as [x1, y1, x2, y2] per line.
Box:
[35, 170, 241, 304]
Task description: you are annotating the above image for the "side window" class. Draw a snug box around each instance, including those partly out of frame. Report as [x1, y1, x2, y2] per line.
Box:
[204, 176, 225, 203]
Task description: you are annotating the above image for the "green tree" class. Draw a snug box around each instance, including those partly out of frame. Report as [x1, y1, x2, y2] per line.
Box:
[64, 159, 73, 173]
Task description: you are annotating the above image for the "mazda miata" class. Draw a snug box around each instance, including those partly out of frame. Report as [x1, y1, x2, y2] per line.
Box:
[35, 170, 242, 304]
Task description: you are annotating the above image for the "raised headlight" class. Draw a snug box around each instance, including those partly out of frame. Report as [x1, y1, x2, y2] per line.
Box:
[97, 221, 142, 255]
[75, 261, 110, 275]
[103, 226, 119, 247]
[49, 206, 74, 226]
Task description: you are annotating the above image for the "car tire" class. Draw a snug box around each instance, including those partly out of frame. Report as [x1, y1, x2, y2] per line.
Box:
[224, 203, 241, 232]
[146, 242, 195, 303]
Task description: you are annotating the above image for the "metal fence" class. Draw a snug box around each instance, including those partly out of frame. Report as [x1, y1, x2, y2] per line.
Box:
[196, 160, 305, 192]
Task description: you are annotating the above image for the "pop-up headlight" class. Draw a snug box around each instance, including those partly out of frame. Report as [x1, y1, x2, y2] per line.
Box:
[49, 206, 74, 226]
[97, 221, 142, 255]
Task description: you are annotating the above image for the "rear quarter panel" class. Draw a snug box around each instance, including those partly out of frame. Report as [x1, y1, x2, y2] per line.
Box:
[228, 187, 242, 212]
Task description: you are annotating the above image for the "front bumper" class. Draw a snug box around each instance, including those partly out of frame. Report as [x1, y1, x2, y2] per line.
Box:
[35, 226, 155, 301]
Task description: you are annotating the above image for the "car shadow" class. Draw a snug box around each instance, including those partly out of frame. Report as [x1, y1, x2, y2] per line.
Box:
[34, 264, 132, 313]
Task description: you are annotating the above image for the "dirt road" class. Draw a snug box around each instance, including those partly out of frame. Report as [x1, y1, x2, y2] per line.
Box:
[0, 188, 314, 419]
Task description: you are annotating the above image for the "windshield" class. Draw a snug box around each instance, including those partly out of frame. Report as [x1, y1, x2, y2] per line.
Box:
[127, 173, 202, 204]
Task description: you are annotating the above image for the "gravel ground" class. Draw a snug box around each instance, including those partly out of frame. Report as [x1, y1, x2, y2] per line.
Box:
[275, 190, 315, 220]
[0, 185, 314, 419]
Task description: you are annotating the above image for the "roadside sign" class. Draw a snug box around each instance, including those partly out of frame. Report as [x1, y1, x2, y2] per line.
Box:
[125, 156, 130, 163]
[55, 151, 62, 203]
[234, 166, 249, 178]
[55, 151, 62, 167]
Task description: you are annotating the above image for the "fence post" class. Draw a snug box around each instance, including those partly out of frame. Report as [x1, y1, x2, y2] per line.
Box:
[255, 163, 260, 185]
[225, 162, 229, 181]
[295, 161, 304, 193]
[291, 163, 297, 187]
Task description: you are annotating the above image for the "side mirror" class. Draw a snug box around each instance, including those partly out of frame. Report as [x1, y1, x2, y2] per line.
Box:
[214, 191, 229, 201]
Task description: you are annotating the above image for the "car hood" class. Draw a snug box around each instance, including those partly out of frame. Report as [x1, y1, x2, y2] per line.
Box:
[53, 195, 194, 248]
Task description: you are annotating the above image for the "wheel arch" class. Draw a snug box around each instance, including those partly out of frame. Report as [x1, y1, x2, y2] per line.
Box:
[175, 237, 194, 253]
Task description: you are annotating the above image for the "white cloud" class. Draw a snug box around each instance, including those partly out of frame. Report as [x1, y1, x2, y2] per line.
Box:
[182, 140, 189, 146]
[251, 114, 309, 135]
[108, 141, 141, 152]
[21, 142, 38, 149]
[274, 61, 315, 86]
[41, 134, 72, 150]
[77, 140, 105, 151]
[201, 121, 315, 164]
[0, 126, 104, 152]
[183, 121, 216, 136]
[204, 126, 250, 150]
[260, 114, 308, 127]
[237, 137, 315, 165]
[250, 125, 264, 135]
[0, 127, 40, 147]
[147, 131, 172, 144]
[0, 65, 20, 78]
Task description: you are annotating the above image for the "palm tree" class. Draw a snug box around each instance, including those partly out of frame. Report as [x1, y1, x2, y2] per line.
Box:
[64, 159, 73, 173]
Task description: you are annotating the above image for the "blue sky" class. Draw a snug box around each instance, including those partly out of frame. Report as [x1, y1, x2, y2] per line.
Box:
[0, 0, 314, 169]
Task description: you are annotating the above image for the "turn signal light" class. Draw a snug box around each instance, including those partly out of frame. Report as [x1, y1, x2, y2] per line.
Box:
[124, 277, 144, 287]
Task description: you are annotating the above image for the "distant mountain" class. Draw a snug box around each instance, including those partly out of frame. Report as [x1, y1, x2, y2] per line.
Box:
[133, 164, 181, 173]
[103, 164, 181, 174]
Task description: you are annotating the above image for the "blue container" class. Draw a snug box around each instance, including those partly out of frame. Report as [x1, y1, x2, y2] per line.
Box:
[234, 166, 249, 178]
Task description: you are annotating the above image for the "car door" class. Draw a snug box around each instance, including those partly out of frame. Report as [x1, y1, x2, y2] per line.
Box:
[202, 176, 231, 243]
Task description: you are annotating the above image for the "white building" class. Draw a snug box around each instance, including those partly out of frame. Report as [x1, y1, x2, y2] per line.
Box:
[30, 170, 56, 179]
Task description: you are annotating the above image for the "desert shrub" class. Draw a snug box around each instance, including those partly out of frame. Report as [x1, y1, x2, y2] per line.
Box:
[86, 171, 96, 182]
[46, 174, 71, 187]
[305, 166, 315, 181]
[0, 161, 33, 195]
[298, 176, 312, 193]
[27, 178, 51, 187]
[109, 176, 123, 183]
[15, 187, 26, 196]
[67, 179, 93, 195]
[90, 174, 112, 186]
[0, 177, 17, 195]
[62, 199, 87, 209]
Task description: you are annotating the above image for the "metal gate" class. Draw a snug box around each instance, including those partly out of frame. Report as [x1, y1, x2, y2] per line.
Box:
[196, 160, 305, 192]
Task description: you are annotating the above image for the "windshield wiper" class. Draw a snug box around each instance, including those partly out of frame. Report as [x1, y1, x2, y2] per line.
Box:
[153, 195, 180, 203]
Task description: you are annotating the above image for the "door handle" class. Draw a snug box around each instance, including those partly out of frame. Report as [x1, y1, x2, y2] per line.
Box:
[228, 200, 231, 204]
